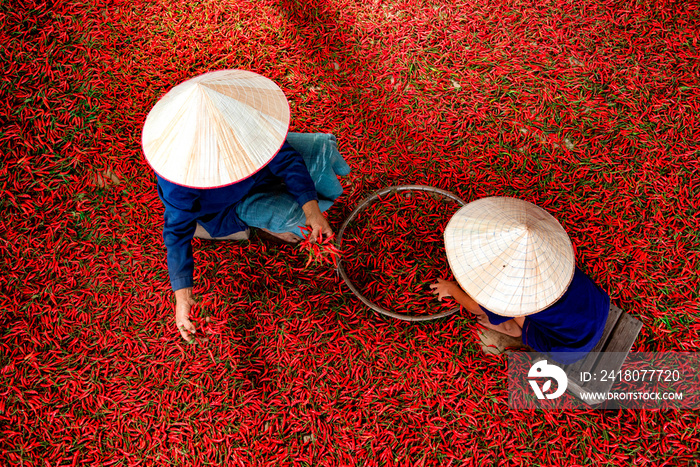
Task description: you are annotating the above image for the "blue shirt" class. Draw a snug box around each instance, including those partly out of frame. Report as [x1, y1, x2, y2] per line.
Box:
[156, 142, 317, 291]
[481, 267, 610, 364]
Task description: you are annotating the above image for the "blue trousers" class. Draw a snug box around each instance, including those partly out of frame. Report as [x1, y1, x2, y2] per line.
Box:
[235, 133, 351, 236]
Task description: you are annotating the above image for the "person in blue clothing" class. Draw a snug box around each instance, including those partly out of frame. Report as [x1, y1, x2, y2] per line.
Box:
[429, 197, 609, 364]
[142, 70, 350, 341]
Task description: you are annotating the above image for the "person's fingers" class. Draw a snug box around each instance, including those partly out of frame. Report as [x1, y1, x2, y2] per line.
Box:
[429, 283, 438, 290]
[311, 224, 321, 242]
[176, 297, 196, 342]
[178, 323, 192, 341]
[177, 319, 196, 342]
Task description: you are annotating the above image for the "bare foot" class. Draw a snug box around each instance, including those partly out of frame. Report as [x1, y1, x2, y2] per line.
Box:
[261, 229, 302, 244]
[478, 328, 524, 356]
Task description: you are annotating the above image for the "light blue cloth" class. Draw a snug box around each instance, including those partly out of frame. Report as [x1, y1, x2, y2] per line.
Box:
[236, 132, 351, 235]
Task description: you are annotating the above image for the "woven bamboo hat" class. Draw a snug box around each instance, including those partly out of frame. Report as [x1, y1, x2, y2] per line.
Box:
[444, 197, 575, 316]
[142, 69, 290, 188]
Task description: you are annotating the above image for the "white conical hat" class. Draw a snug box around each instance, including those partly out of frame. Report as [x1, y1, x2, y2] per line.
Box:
[444, 197, 575, 316]
[142, 69, 290, 188]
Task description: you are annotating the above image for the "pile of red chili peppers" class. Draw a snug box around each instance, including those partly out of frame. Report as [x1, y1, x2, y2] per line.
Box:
[1, 0, 699, 465]
[342, 190, 461, 315]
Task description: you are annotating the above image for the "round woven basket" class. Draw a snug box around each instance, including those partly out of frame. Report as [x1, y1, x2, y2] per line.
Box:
[336, 185, 466, 322]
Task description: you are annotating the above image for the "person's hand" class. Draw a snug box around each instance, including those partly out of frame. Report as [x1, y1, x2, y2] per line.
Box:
[429, 279, 457, 301]
[302, 200, 332, 241]
[174, 287, 196, 342]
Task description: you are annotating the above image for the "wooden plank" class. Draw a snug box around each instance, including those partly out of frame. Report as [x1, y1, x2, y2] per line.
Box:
[584, 313, 643, 394]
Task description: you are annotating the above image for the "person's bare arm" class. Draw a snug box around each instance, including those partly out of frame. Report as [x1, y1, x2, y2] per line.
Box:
[430, 279, 526, 337]
[429, 279, 484, 315]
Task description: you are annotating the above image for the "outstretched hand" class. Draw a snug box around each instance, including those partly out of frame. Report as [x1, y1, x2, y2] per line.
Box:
[429, 278, 457, 301]
[302, 200, 333, 241]
[175, 287, 196, 342]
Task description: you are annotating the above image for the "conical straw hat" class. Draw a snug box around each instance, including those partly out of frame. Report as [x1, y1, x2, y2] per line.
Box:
[444, 197, 575, 316]
[142, 69, 290, 188]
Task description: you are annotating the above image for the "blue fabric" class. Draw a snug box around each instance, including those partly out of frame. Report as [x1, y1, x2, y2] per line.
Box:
[236, 133, 350, 235]
[156, 133, 349, 291]
[481, 267, 610, 364]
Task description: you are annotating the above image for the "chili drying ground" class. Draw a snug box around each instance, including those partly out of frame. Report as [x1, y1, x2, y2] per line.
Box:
[2, 0, 699, 465]
[340, 188, 463, 317]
